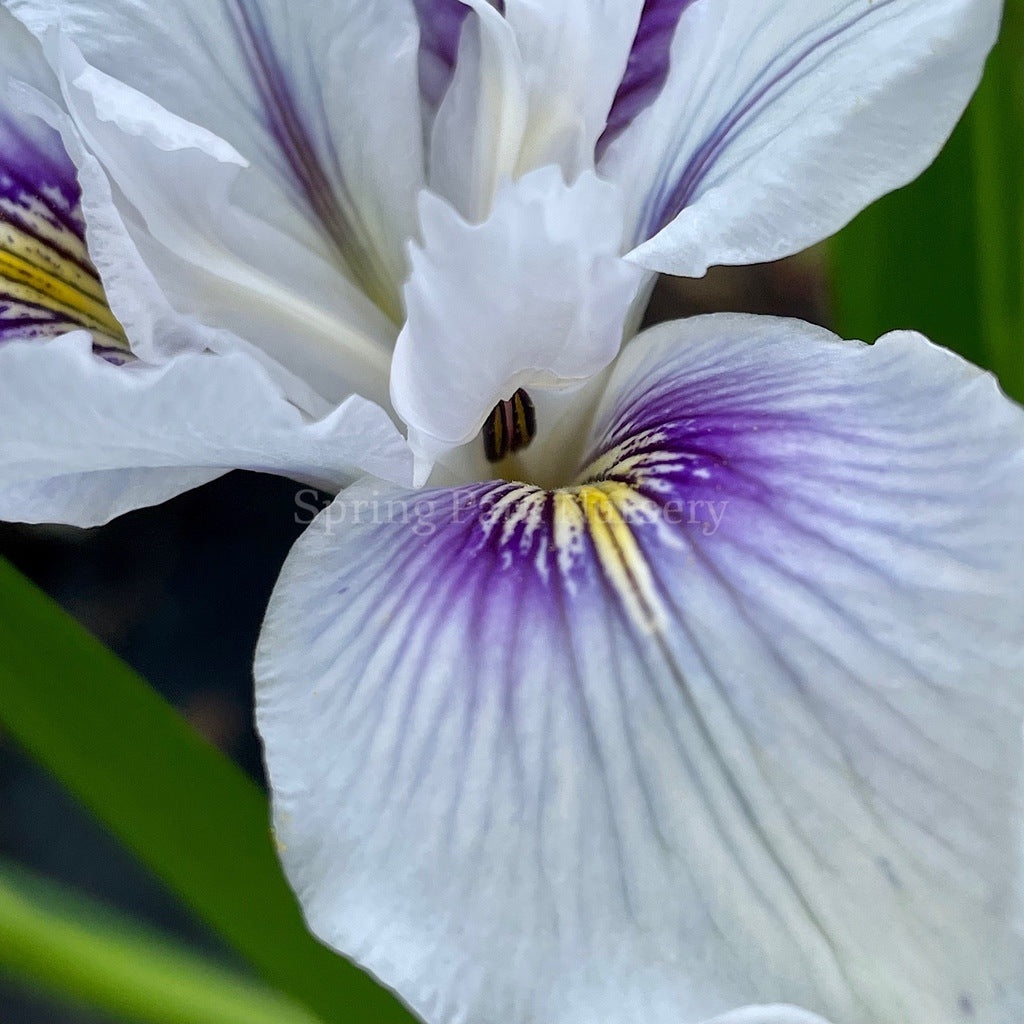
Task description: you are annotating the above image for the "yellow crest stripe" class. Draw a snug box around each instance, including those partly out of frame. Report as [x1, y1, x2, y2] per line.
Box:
[572, 483, 666, 633]
[1, 166, 127, 348]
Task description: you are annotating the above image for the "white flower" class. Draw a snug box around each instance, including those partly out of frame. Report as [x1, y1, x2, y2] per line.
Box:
[1, 2, 1022, 1023]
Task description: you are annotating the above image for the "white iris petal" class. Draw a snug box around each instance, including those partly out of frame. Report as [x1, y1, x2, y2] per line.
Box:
[0, 5, 1021, 1024]
[600, 0, 1003, 274]
[2, 0, 1004, 477]
[259, 316, 1024, 1024]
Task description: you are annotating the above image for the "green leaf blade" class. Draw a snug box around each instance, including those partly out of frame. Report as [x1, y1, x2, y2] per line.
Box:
[0, 860, 321, 1024]
[0, 558, 417, 1024]
[830, 3, 1024, 400]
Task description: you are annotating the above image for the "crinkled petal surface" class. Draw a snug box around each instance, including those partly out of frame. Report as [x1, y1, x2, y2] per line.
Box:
[392, 165, 645, 474]
[601, 0, 1002, 274]
[0, 332, 412, 527]
[258, 314, 1024, 1024]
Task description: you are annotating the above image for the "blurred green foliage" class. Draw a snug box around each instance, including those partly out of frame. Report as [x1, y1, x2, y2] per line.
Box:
[0, 860, 321, 1024]
[0, 561, 416, 1024]
[831, 0, 1024, 400]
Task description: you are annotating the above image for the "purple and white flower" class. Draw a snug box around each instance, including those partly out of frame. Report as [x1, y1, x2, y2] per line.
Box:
[1, 2, 1022, 1023]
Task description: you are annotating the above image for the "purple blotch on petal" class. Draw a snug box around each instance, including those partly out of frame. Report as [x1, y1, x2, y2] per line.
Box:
[596, 0, 696, 162]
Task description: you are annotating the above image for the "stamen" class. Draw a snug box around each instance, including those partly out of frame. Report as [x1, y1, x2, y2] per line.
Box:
[483, 388, 536, 463]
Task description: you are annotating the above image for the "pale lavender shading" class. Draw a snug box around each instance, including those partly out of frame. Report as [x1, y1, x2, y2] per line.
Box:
[597, 0, 696, 161]
[642, 0, 897, 240]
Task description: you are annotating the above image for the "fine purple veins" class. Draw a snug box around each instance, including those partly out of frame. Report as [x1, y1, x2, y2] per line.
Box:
[644, 0, 898, 239]
[0, 115, 123, 351]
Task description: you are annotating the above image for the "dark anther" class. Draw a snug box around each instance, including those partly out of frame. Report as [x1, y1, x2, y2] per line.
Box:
[483, 389, 537, 463]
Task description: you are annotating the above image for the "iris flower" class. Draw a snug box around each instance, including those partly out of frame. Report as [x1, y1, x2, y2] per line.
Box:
[1, 1, 1022, 1022]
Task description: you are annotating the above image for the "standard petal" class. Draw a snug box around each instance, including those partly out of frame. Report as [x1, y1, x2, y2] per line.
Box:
[6, 0, 425, 316]
[0, 332, 412, 527]
[600, 0, 1002, 275]
[427, 0, 529, 221]
[428, 0, 649, 210]
[258, 314, 1024, 1024]
[391, 165, 645, 476]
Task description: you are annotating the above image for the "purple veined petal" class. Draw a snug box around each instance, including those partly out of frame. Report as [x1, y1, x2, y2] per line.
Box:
[0, 110, 127, 356]
[644, 1, 899, 237]
[257, 313, 1024, 1024]
[223, 0, 400, 319]
[596, 0, 696, 161]
[600, 0, 1000, 275]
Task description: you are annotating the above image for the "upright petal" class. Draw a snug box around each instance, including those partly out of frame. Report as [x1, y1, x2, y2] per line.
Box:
[258, 314, 1024, 1024]
[501, 0, 645, 174]
[0, 332, 412, 527]
[600, 0, 1002, 275]
[428, 0, 651, 209]
[427, 0, 529, 221]
[391, 166, 645, 477]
